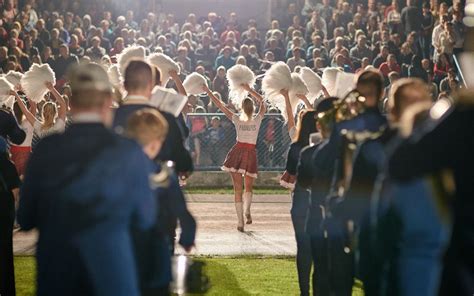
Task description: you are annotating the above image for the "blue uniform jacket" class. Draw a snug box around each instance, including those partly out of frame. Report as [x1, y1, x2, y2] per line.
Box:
[389, 103, 474, 296]
[304, 141, 335, 235]
[133, 163, 196, 291]
[112, 103, 194, 174]
[0, 108, 26, 145]
[317, 107, 387, 180]
[18, 123, 156, 296]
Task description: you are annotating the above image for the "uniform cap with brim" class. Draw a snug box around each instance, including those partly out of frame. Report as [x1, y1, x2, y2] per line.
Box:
[315, 97, 337, 114]
[68, 63, 113, 92]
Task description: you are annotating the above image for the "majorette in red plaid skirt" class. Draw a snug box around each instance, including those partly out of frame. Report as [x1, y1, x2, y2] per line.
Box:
[221, 142, 258, 178]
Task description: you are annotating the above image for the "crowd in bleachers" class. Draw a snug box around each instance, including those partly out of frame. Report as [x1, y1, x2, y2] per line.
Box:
[1, 0, 473, 296]
[0, 0, 466, 100]
[0, 0, 466, 168]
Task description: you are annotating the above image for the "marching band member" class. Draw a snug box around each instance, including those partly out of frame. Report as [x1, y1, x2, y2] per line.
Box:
[18, 63, 156, 296]
[125, 108, 196, 296]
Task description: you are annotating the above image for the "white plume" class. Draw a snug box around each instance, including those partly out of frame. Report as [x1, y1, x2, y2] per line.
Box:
[335, 72, 357, 98]
[299, 67, 322, 103]
[321, 67, 343, 97]
[107, 64, 122, 88]
[147, 52, 180, 86]
[5, 71, 23, 90]
[117, 45, 146, 76]
[0, 77, 14, 109]
[226, 64, 256, 106]
[183, 72, 207, 95]
[21, 63, 56, 102]
[262, 61, 292, 101]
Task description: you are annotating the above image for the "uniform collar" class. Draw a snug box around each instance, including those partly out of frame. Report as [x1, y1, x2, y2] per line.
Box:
[71, 112, 103, 123]
[123, 95, 151, 105]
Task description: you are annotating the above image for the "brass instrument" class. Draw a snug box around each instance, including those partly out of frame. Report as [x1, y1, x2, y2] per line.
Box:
[314, 90, 367, 128]
[335, 90, 367, 123]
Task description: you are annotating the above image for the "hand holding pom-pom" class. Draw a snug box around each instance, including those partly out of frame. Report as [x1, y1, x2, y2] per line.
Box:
[262, 62, 292, 101]
[147, 53, 180, 86]
[45, 81, 55, 91]
[21, 63, 56, 102]
[280, 89, 289, 97]
[183, 72, 207, 95]
[241, 83, 252, 92]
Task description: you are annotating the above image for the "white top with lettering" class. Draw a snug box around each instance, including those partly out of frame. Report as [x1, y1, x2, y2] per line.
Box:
[232, 113, 263, 145]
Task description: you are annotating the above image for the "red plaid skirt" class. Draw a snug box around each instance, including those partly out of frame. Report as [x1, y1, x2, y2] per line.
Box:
[280, 171, 296, 190]
[222, 142, 258, 178]
[10, 145, 32, 177]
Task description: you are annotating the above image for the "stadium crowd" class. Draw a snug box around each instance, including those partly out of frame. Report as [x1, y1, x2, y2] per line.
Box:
[0, 0, 466, 167]
[0, 0, 465, 105]
[0, 0, 472, 296]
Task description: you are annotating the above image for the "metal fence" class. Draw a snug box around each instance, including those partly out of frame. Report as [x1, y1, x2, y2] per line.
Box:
[185, 113, 292, 171]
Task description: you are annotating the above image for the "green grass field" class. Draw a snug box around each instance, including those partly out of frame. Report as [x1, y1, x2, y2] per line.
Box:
[15, 256, 364, 296]
[14, 256, 300, 296]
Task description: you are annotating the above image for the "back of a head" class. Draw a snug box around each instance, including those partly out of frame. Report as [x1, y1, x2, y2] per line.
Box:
[123, 59, 155, 94]
[389, 78, 431, 123]
[126, 108, 169, 146]
[68, 62, 113, 110]
[295, 110, 317, 145]
[315, 96, 338, 136]
[241, 98, 254, 121]
[356, 69, 384, 106]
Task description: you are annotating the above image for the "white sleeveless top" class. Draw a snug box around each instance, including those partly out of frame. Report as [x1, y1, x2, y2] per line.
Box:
[232, 113, 264, 145]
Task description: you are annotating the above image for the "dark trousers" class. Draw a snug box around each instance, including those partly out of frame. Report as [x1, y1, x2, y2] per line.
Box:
[291, 185, 312, 296]
[143, 285, 170, 296]
[0, 193, 15, 296]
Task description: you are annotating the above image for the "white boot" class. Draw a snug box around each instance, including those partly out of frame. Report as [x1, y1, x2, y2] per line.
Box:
[235, 202, 244, 232]
[243, 192, 253, 224]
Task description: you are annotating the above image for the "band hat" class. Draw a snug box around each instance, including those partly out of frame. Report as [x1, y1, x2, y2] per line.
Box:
[68, 63, 113, 92]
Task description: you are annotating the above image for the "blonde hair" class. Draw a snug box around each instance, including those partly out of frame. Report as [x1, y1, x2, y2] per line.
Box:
[240, 98, 254, 121]
[126, 108, 169, 146]
[41, 102, 57, 131]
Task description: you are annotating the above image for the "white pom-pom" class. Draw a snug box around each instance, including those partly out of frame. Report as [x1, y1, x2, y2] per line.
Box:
[299, 67, 322, 103]
[101, 55, 112, 68]
[0, 77, 14, 109]
[117, 46, 146, 76]
[289, 73, 309, 112]
[321, 67, 343, 97]
[183, 72, 207, 95]
[226, 64, 256, 106]
[290, 73, 308, 97]
[261, 62, 292, 120]
[21, 63, 56, 102]
[147, 53, 180, 86]
[272, 73, 309, 121]
[107, 64, 122, 88]
[262, 61, 292, 101]
[5, 71, 23, 90]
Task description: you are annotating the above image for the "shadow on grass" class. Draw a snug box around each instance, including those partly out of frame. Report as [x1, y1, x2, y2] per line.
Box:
[188, 260, 251, 296]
